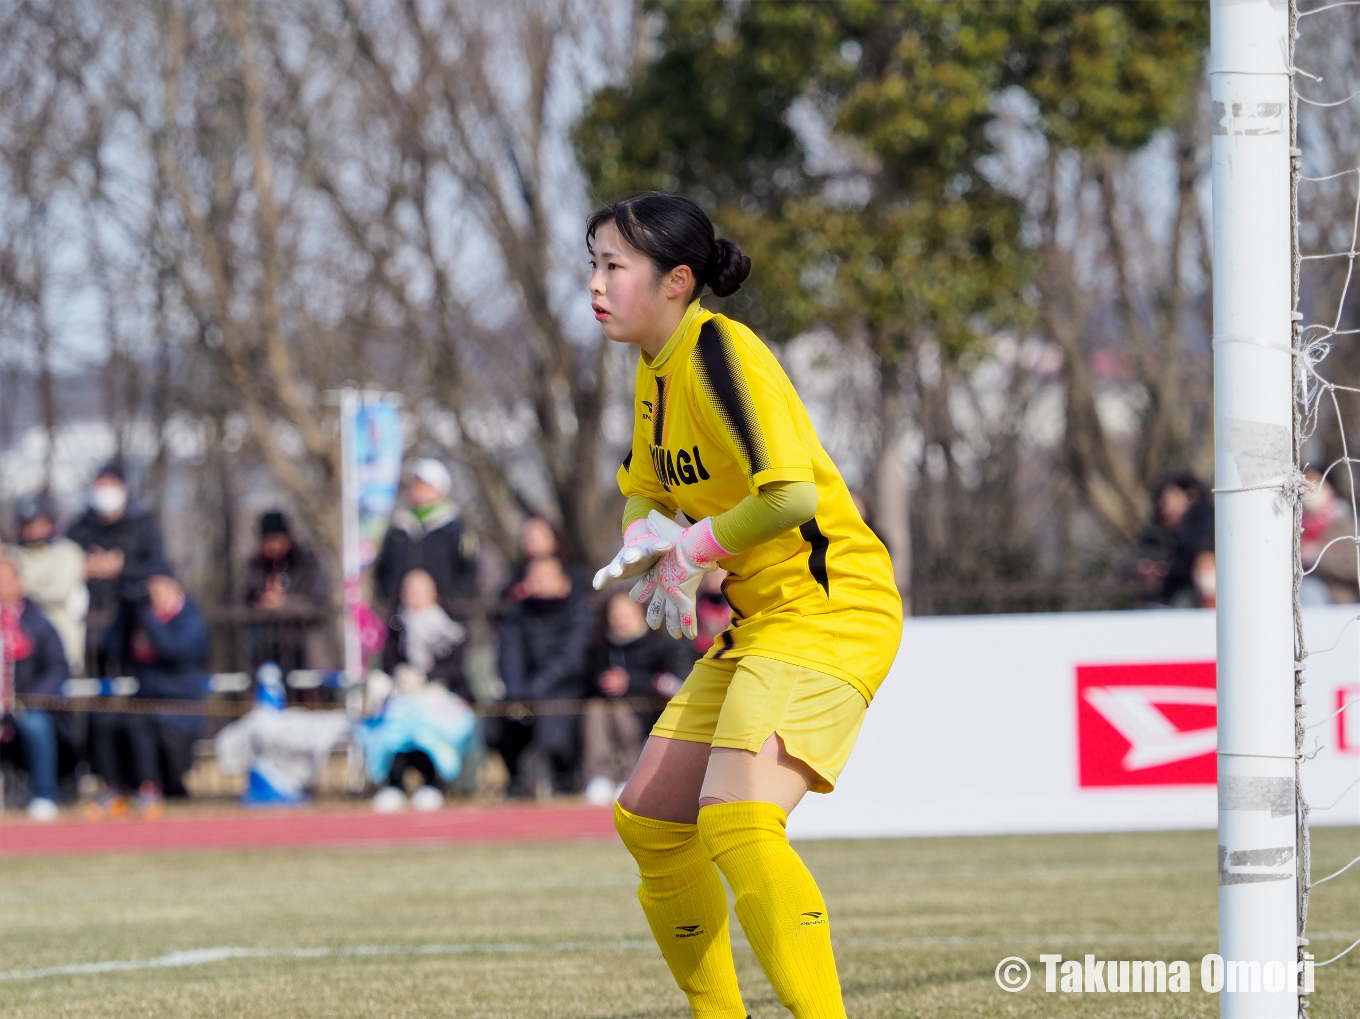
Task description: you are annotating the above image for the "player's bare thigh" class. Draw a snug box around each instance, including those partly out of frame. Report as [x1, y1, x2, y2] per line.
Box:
[619, 732, 819, 824]
[618, 735, 712, 824]
[699, 733, 818, 815]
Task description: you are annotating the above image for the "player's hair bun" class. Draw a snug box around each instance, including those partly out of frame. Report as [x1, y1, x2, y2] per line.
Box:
[708, 238, 751, 298]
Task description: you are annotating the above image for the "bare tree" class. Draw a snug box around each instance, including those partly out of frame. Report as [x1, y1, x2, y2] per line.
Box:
[1024, 100, 1214, 543]
[294, 0, 632, 561]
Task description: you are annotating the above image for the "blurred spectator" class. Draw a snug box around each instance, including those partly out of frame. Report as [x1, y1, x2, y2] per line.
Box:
[5, 496, 88, 674]
[242, 510, 333, 672]
[1134, 475, 1214, 606]
[488, 555, 591, 797]
[691, 569, 733, 657]
[581, 591, 690, 806]
[382, 568, 469, 700]
[358, 664, 476, 813]
[503, 516, 572, 600]
[1190, 550, 1217, 610]
[1301, 469, 1359, 604]
[372, 458, 478, 619]
[520, 516, 559, 560]
[88, 574, 208, 818]
[213, 664, 352, 806]
[0, 560, 70, 821]
[244, 511, 331, 611]
[67, 463, 168, 675]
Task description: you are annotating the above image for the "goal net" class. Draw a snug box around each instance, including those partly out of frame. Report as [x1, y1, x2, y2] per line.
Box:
[1291, 1, 1360, 1015]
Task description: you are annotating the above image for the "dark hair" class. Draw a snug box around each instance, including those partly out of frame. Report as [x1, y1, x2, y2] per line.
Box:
[586, 193, 751, 299]
[95, 460, 126, 484]
[1156, 473, 1209, 504]
[14, 495, 53, 526]
[260, 510, 290, 537]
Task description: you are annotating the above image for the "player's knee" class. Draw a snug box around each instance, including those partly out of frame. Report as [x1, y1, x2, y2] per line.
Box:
[614, 800, 697, 863]
[696, 800, 788, 861]
[613, 800, 641, 848]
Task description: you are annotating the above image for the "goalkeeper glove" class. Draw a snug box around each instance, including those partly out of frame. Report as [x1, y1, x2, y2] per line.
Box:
[592, 516, 675, 590]
[637, 509, 730, 639]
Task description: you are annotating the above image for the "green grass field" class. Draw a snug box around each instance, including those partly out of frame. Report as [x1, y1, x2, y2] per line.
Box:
[2, 826, 1358, 1018]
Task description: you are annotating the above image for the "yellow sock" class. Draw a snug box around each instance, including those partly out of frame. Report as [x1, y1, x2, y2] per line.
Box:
[614, 802, 747, 1019]
[698, 801, 846, 1019]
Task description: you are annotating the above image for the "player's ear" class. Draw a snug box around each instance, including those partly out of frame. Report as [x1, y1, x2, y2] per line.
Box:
[663, 264, 694, 301]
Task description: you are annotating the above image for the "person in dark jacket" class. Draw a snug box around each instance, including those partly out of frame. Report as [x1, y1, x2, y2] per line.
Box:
[0, 561, 70, 820]
[1134, 475, 1215, 606]
[242, 510, 334, 673]
[88, 573, 208, 817]
[67, 463, 168, 675]
[372, 459, 478, 619]
[580, 590, 694, 806]
[487, 555, 591, 796]
[244, 511, 331, 610]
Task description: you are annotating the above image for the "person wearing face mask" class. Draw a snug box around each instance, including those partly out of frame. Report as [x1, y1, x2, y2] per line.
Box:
[67, 463, 169, 676]
[4, 496, 88, 674]
[1132, 475, 1215, 606]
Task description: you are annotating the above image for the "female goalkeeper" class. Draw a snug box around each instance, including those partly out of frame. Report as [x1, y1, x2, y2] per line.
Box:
[588, 192, 902, 1019]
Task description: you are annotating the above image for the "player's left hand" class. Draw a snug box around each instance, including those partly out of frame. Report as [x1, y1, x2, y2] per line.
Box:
[593, 517, 675, 590]
[643, 509, 729, 639]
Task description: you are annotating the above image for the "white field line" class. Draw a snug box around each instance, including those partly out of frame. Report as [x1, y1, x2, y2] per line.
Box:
[6, 930, 1358, 982]
[0, 940, 655, 982]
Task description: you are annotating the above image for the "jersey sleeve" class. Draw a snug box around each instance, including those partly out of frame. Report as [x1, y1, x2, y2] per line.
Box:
[690, 317, 815, 494]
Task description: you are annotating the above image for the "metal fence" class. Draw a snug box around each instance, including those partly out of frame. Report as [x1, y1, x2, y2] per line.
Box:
[202, 606, 341, 675]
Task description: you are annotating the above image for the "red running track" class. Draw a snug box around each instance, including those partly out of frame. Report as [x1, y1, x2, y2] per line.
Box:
[0, 804, 618, 858]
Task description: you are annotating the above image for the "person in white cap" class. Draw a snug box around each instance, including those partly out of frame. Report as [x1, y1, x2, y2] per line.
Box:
[372, 458, 479, 625]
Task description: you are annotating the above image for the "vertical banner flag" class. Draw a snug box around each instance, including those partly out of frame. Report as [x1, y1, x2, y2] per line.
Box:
[339, 391, 403, 679]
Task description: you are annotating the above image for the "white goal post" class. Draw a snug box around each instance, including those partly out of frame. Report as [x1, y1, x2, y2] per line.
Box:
[1210, 1, 1302, 1017]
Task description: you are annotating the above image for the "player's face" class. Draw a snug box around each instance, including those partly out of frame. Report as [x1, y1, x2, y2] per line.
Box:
[589, 221, 665, 346]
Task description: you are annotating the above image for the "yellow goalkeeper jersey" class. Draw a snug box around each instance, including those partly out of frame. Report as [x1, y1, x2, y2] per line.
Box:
[617, 300, 903, 701]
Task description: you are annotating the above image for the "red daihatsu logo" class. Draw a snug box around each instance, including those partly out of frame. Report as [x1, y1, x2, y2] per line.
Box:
[1076, 663, 1217, 787]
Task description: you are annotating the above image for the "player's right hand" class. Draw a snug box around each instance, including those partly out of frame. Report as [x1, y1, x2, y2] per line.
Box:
[592, 517, 675, 590]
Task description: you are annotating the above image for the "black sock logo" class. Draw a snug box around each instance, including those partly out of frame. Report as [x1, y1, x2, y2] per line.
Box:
[799, 911, 827, 927]
[675, 924, 704, 938]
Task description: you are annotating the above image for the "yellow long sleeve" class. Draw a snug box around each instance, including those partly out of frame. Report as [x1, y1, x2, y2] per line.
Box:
[711, 480, 817, 555]
[621, 481, 817, 556]
[621, 494, 674, 532]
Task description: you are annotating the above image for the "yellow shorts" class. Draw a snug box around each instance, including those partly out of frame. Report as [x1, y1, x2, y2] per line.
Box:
[651, 655, 869, 793]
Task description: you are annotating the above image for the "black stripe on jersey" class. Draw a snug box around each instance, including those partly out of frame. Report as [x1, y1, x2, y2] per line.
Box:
[693, 320, 770, 479]
[652, 376, 667, 447]
[800, 519, 830, 596]
[622, 451, 633, 473]
[720, 573, 746, 621]
[713, 629, 736, 659]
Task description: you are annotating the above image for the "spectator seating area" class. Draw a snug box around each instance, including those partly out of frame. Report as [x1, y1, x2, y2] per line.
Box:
[0, 457, 714, 820]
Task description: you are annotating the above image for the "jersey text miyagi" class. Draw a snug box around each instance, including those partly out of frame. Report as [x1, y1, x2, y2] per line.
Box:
[617, 301, 902, 701]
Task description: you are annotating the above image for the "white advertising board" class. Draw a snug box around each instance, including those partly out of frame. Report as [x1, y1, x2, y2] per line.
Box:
[788, 606, 1360, 839]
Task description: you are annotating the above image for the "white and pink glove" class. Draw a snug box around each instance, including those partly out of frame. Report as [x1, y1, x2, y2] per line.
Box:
[635, 509, 730, 640]
[592, 516, 675, 591]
